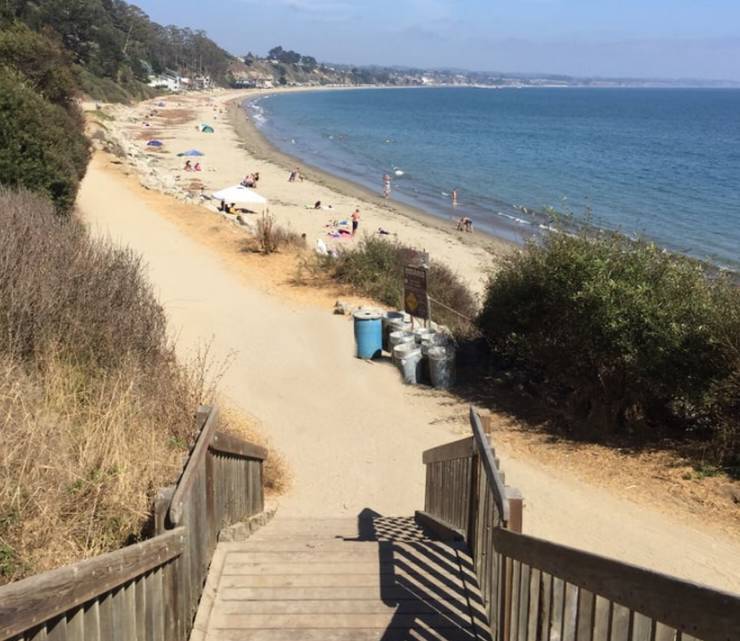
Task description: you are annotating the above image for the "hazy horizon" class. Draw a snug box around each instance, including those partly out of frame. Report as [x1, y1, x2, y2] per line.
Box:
[133, 0, 740, 83]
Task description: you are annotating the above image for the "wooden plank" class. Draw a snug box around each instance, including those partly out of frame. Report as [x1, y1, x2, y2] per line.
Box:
[65, 606, 84, 641]
[592, 597, 611, 641]
[212, 599, 470, 615]
[169, 406, 218, 525]
[538, 573, 553, 641]
[576, 589, 595, 641]
[206, 628, 484, 641]
[421, 436, 475, 465]
[83, 601, 100, 641]
[210, 431, 268, 462]
[550, 577, 565, 641]
[492, 527, 740, 641]
[145, 567, 164, 641]
[414, 511, 465, 542]
[209, 612, 481, 630]
[632, 613, 653, 641]
[219, 585, 475, 602]
[0, 529, 185, 640]
[562, 583, 578, 641]
[44, 617, 65, 641]
[97, 593, 113, 641]
[470, 408, 509, 524]
[610, 604, 630, 641]
[134, 575, 146, 641]
[120, 581, 136, 641]
[526, 568, 541, 641]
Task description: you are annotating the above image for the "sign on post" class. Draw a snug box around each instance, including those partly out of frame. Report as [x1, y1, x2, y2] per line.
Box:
[404, 264, 430, 320]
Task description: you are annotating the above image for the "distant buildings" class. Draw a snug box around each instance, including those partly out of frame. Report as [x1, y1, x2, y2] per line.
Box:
[147, 71, 212, 92]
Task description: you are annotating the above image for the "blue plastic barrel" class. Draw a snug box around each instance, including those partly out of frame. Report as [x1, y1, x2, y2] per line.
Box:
[354, 310, 383, 359]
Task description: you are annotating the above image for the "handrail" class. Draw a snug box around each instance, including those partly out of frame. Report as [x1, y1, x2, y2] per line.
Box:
[210, 430, 268, 460]
[0, 527, 186, 640]
[493, 527, 740, 641]
[169, 406, 219, 525]
[470, 406, 509, 523]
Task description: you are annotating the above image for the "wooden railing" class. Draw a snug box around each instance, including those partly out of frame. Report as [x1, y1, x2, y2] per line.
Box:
[420, 407, 740, 641]
[0, 405, 267, 641]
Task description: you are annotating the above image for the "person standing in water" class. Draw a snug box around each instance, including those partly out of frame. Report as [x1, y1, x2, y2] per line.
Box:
[351, 208, 361, 236]
[451, 189, 458, 207]
[383, 173, 391, 199]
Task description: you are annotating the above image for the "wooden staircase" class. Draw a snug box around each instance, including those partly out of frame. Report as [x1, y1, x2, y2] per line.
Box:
[197, 514, 491, 641]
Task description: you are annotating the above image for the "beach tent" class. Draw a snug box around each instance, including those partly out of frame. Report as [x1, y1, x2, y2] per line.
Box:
[177, 149, 205, 157]
[146, 139, 164, 147]
[212, 185, 268, 210]
[199, 124, 215, 133]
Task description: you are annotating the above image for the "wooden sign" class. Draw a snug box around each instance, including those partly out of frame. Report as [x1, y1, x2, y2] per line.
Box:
[404, 264, 429, 320]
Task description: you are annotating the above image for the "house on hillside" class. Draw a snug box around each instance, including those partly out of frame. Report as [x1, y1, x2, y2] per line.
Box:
[148, 72, 182, 92]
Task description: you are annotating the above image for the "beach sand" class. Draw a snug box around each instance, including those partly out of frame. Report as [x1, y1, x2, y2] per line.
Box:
[96, 88, 512, 296]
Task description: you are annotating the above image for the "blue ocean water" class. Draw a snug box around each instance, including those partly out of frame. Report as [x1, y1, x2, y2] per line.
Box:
[248, 88, 740, 270]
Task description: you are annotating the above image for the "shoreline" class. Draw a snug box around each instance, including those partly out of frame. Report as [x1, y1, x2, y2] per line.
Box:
[226, 89, 517, 260]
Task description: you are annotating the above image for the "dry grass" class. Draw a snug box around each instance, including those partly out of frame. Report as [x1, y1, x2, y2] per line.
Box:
[0, 188, 209, 582]
[243, 213, 306, 255]
[219, 406, 291, 496]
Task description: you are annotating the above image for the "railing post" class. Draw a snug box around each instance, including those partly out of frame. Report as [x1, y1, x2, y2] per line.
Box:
[506, 487, 523, 533]
[466, 453, 479, 549]
[205, 449, 216, 552]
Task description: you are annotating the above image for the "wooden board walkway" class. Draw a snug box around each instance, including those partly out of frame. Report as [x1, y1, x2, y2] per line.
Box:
[195, 515, 491, 641]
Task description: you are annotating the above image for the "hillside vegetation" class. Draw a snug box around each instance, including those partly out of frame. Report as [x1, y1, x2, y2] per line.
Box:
[0, 189, 209, 583]
[1, 0, 233, 99]
[477, 230, 739, 469]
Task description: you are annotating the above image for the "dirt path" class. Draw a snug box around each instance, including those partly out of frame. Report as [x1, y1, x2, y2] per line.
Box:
[78, 158, 740, 593]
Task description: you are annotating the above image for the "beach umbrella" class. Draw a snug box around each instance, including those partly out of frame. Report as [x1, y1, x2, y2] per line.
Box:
[212, 185, 268, 208]
[177, 149, 205, 157]
[199, 124, 215, 133]
[146, 139, 164, 147]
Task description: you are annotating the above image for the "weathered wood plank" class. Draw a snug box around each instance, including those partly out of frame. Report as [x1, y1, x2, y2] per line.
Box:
[492, 527, 740, 641]
[0, 529, 185, 640]
[169, 406, 218, 525]
[210, 431, 268, 462]
[65, 606, 84, 641]
[145, 567, 164, 641]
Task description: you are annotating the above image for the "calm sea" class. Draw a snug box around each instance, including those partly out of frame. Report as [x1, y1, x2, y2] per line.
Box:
[248, 87, 740, 270]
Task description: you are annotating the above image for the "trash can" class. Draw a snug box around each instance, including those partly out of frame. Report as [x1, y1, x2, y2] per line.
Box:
[353, 310, 383, 359]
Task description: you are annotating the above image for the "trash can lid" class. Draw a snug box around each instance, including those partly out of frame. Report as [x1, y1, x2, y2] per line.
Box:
[353, 309, 382, 321]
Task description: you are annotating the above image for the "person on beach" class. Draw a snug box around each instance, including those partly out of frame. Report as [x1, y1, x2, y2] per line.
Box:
[351, 208, 361, 236]
[314, 201, 322, 209]
[184, 160, 192, 171]
[383, 173, 391, 199]
[242, 173, 255, 187]
[451, 189, 458, 207]
[194, 162, 202, 172]
[456, 216, 473, 232]
[288, 169, 296, 182]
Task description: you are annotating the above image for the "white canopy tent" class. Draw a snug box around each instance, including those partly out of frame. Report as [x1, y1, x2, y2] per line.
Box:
[212, 185, 268, 212]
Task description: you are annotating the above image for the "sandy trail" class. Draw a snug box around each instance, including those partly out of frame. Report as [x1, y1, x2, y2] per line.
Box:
[79, 158, 740, 593]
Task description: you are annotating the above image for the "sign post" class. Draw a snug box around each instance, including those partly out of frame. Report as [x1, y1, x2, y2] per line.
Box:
[404, 264, 430, 322]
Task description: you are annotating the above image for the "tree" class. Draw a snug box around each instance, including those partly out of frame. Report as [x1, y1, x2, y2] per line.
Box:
[0, 23, 79, 108]
[0, 70, 90, 214]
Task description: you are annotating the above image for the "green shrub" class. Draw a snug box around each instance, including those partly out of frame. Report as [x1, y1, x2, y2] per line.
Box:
[318, 236, 478, 332]
[477, 229, 739, 463]
[0, 69, 89, 213]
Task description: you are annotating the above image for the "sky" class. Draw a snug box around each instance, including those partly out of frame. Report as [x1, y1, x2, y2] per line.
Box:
[134, 0, 740, 81]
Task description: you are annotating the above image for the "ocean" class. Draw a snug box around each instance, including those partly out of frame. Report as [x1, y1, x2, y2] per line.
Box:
[247, 87, 740, 270]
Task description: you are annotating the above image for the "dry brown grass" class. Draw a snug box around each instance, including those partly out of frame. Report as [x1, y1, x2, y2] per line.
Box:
[242, 213, 306, 255]
[219, 406, 291, 496]
[0, 188, 208, 582]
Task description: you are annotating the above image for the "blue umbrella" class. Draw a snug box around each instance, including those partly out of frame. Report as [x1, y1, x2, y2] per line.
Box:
[177, 149, 205, 157]
[146, 139, 164, 147]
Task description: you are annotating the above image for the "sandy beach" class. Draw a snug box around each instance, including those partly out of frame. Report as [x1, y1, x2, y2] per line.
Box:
[95, 88, 512, 296]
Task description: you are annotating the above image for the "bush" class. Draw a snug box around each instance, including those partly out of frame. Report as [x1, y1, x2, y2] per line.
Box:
[0, 189, 206, 582]
[0, 69, 89, 213]
[252, 213, 305, 255]
[477, 229, 740, 464]
[316, 236, 478, 332]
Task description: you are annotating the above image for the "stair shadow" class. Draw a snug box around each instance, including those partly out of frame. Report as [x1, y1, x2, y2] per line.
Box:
[344, 508, 491, 641]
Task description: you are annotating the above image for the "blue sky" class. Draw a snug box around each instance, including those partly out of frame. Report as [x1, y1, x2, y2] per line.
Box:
[134, 0, 740, 81]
